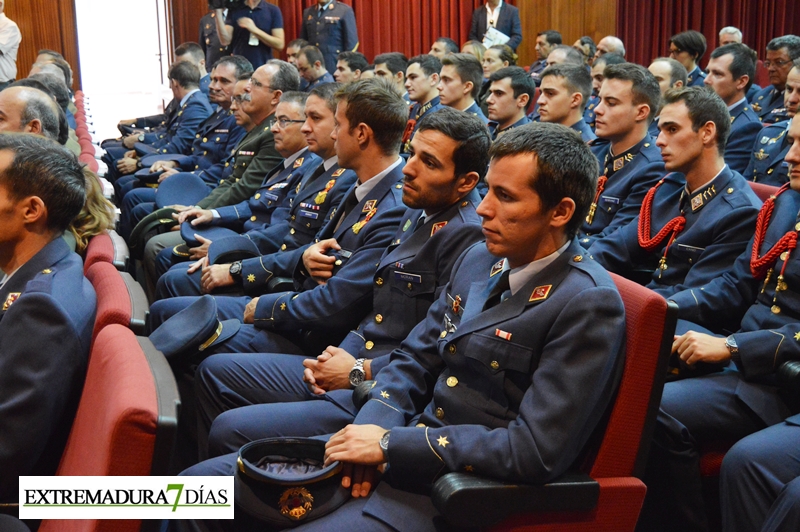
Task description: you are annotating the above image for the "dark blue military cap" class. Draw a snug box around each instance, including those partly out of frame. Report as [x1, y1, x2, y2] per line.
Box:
[179, 223, 238, 249]
[149, 295, 240, 361]
[140, 153, 192, 169]
[234, 437, 348, 526]
[207, 235, 261, 265]
[134, 167, 165, 185]
[155, 172, 212, 209]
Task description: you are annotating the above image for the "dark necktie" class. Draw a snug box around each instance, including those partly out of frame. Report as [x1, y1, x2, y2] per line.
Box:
[334, 187, 359, 231]
[483, 270, 511, 311]
[301, 163, 327, 191]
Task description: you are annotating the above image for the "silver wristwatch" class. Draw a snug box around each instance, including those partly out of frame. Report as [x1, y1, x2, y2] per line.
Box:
[379, 430, 391, 460]
[348, 358, 367, 388]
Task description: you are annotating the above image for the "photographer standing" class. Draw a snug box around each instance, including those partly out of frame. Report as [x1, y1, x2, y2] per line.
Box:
[214, 0, 284, 69]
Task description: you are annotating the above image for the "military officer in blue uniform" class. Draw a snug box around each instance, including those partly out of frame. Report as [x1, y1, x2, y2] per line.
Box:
[300, 0, 359, 75]
[372, 53, 409, 103]
[108, 61, 213, 191]
[485, 66, 534, 141]
[187, 108, 488, 458]
[117, 57, 252, 239]
[637, 113, 800, 532]
[704, 44, 764, 173]
[580, 63, 665, 247]
[170, 121, 626, 532]
[586, 52, 626, 130]
[296, 45, 335, 92]
[528, 30, 561, 86]
[401, 55, 443, 155]
[590, 86, 761, 302]
[750, 36, 800, 124]
[214, 0, 284, 69]
[438, 53, 488, 123]
[149, 79, 410, 362]
[155, 86, 355, 295]
[669, 30, 707, 87]
[0, 135, 96, 503]
[647, 57, 687, 138]
[199, 10, 229, 67]
[744, 64, 800, 184]
[537, 64, 596, 143]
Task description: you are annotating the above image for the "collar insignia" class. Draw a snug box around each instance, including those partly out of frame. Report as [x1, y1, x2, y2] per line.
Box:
[490, 259, 505, 277]
[431, 221, 447, 236]
[362, 199, 377, 212]
[3, 293, 20, 311]
[293, 157, 304, 168]
[332, 168, 346, 177]
[529, 285, 552, 302]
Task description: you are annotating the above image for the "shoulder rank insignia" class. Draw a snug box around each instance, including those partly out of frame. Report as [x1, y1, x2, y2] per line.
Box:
[332, 168, 346, 177]
[293, 157, 304, 168]
[431, 221, 447, 236]
[529, 285, 552, 302]
[315, 179, 337, 205]
[490, 259, 505, 277]
[362, 199, 377, 212]
[3, 292, 20, 311]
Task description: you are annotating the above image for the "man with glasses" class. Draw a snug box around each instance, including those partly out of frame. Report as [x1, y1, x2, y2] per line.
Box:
[750, 35, 800, 124]
[668, 30, 708, 87]
[297, 45, 335, 92]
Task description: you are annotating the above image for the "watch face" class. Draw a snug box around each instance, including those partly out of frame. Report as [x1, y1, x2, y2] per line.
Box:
[349, 368, 365, 387]
[230, 262, 242, 275]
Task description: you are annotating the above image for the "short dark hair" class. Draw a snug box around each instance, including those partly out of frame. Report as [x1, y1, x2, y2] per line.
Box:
[175, 42, 205, 64]
[662, 86, 731, 154]
[594, 52, 626, 69]
[651, 57, 688, 88]
[416, 107, 491, 181]
[435, 37, 459, 55]
[488, 44, 518, 66]
[541, 64, 592, 111]
[548, 45, 585, 66]
[337, 51, 369, 73]
[489, 66, 536, 101]
[441, 53, 483, 99]
[373, 52, 409, 75]
[767, 35, 800, 59]
[27, 73, 69, 112]
[266, 59, 301, 92]
[280, 91, 309, 109]
[710, 43, 757, 92]
[408, 54, 442, 77]
[576, 36, 597, 61]
[168, 60, 201, 89]
[212, 55, 254, 78]
[299, 46, 325, 68]
[670, 30, 708, 62]
[287, 39, 309, 49]
[0, 133, 86, 233]
[309, 82, 343, 113]
[538, 30, 563, 46]
[489, 122, 599, 238]
[603, 62, 662, 122]
[335, 78, 409, 155]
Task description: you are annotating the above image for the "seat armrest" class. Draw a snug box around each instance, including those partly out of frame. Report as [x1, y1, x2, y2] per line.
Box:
[267, 276, 295, 293]
[121, 272, 150, 335]
[108, 229, 130, 271]
[431, 472, 599, 529]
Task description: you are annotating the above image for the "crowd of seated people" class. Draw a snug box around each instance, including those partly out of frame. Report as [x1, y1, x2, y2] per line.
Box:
[4, 17, 800, 532]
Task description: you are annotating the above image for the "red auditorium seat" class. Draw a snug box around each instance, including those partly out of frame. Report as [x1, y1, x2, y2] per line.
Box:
[432, 273, 677, 532]
[38, 325, 180, 532]
[748, 181, 780, 202]
[85, 261, 149, 339]
[84, 230, 130, 273]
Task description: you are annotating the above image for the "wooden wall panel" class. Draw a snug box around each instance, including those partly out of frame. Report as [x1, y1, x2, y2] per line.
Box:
[5, 0, 81, 88]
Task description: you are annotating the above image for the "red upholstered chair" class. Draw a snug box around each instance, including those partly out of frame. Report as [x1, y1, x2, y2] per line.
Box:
[85, 261, 149, 339]
[432, 273, 677, 532]
[38, 325, 180, 532]
[84, 230, 130, 273]
[748, 181, 780, 202]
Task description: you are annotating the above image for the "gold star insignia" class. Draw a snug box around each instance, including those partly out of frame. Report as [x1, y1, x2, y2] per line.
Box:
[794, 332, 800, 341]
[464, 465, 474, 472]
[247, 274, 255, 283]
[280, 303, 287, 310]
[437, 436, 449, 448]
[380, 390, 390, 399]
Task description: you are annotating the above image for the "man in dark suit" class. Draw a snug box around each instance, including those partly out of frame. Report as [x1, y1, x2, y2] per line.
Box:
[0, 134, 96, 503]
[467, 0, 522, 51]
[170, 121, 626, 532]
[300, 0, 359, 75]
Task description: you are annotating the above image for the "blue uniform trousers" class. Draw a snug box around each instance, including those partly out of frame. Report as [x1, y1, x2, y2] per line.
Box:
[721, 419, 800, 532]
[119, 188, 157, 241]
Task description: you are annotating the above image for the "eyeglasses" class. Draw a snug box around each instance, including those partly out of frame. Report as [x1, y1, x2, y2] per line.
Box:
[764, 59, 793, 68]
[231, 94, 249, 103]
[249, 76, 273, 90]
[668, 47, 685, 57]
[273, 118, 306, 128]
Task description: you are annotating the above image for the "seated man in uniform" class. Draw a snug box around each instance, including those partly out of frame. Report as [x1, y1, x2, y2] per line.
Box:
[172, 121, 626, 532]
[437, 53, 487, 123]
[638, 107, 800, 532]
[589, 86, 761, 299]
[585, 52, 625, 130]
[750, 35, 800, 124]
[373, 53, 409, 104]
[333, 51, 368, 84]
[647, 57, 687, 137]
[579, 62, 665, 247]
[0, 134, 96, 502]
[537, 64, 596, 142]
[485, 66, 534, 141]
[190, 107, 488, 459]
[297, 46, 335, 93]
[401, 55, 443, 154]
[743, 60, 800, 186]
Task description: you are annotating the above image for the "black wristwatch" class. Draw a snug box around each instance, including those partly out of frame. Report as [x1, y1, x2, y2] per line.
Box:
[349, 358, 367, 388]
[379, 430, 391, 460]
[229, 261, 243, 279]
